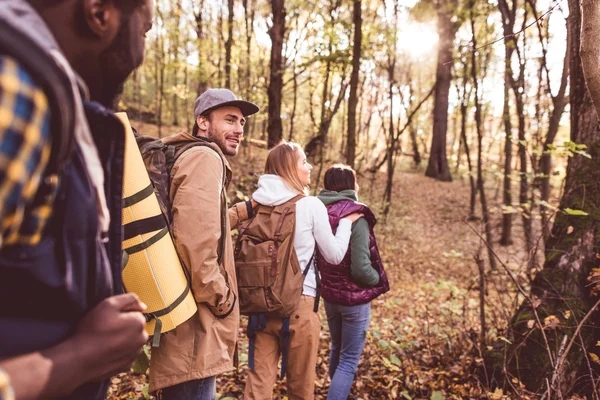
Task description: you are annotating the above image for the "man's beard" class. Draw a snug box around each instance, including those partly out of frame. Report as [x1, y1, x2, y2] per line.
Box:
[206, 125, 235, 156]
[96, 21, 136, 109]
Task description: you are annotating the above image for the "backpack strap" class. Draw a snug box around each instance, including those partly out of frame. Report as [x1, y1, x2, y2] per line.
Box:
[271, 206, 291, 277]
[247, 313, 267, 372]
[303, 251, 320, 312]
[280, 316, 291, 379]
[313, 256, 321, 312]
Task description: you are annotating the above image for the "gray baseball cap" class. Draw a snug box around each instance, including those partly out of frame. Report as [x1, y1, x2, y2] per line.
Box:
[194, 88, 259, 119]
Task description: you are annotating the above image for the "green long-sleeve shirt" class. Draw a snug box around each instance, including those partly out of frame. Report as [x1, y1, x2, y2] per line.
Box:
[317, 190, 380, 286]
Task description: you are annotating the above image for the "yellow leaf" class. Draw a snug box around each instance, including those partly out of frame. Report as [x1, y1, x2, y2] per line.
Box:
[488, 388, 504, 400]
[544, 315, 560, 329]
[563, 310, 571, 320]
[590, 352, 600, 365]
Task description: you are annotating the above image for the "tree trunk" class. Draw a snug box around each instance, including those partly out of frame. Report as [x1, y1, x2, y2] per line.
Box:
[513, 75, 534, 266]
[288, 60, 298, 141]
[242, 0, 255, 146]
[488, 2, 600, 394]
[498, 0, 517, 246]
[383, 62, 395, 217]
[346, 0, 362, 168]
[460, 62, 476, 219]
[225, 0, 234, 89]
[408, 77, 422, 166]
[195, 0, 208, 96]
[172, 3, 181, 127]
[425, 7, 454, 182]
[470, 5, 497, 271]
[540, 24, 570, 243]
[267, 0, 285, 148]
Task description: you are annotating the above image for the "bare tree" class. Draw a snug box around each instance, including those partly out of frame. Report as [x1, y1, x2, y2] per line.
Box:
[346, 0, 362, 168]
[267, 0, 286, 148]
[469, 0, 497, 271]
[497, 0, 518, 246]
[425, 0, 461, 182]
[225, 0, 234, 89]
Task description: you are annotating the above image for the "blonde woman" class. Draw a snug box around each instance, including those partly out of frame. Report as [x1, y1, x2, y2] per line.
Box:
[242, 142, 362, 400]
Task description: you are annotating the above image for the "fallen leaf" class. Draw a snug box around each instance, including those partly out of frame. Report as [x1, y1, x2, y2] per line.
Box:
[544, 315, 560, 330]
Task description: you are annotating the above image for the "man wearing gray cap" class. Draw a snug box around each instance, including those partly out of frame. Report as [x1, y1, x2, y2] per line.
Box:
[149, 88, 259, 399]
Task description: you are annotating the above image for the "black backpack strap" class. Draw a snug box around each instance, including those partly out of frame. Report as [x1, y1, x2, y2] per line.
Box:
[247, 313, 267, 372]
[0, 23, 75, 174]
[313, 256, 321, 312]
[280, 316, 291, 379]
[303, 251, 320, 312]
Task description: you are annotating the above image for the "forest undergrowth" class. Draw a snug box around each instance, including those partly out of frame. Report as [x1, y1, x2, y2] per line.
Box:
[109, 141, 547, 400]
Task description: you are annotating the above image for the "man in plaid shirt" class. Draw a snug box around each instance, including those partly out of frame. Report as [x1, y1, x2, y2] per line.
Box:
[0, 1, 154, 399]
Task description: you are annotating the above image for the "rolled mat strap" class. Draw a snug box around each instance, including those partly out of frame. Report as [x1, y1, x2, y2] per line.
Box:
[123, 214, 167, 241]
[124, 226, 169, 255]
[150, 279, 191, 318]
[144, 280, 190, 347]
[280, 316, 291, 379]
[123, 183, 154, 208]
[144, 313, 163, 348]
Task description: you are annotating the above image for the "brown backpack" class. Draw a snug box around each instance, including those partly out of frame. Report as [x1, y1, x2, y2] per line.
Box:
[235, 194, 318, 379]
[234, 195, 310, 318]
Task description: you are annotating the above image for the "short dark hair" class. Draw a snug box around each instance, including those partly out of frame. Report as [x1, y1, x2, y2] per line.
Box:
[323, 164, 356, 192]
[192, 111, 212, 136]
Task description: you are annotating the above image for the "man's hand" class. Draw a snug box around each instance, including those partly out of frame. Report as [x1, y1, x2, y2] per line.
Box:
[74, 293, 149, 382]
[1, 293, 149, 400]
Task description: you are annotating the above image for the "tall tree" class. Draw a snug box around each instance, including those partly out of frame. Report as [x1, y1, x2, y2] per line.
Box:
[241, 0, 256, 147]
[425, 0, 460, 181]
[194, 0, 208, 96]
[498, 0, 517, 246]
[225, 0, 234, 89]
[534, 1, 570, 243]
[470, 0, 496, 271]
[267, 0, 286, 148]
[346, 0, 362, 168]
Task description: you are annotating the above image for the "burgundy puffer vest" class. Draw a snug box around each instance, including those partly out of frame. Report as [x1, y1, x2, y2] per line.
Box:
[317, 200, 390, 306]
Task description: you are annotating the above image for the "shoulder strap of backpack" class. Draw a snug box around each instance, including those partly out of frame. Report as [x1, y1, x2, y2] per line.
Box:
[0, 23, 75, 174]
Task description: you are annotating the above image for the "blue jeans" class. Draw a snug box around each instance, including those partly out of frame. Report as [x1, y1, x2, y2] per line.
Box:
[324, 301, 371, 400]
[159, 376, 216, 400]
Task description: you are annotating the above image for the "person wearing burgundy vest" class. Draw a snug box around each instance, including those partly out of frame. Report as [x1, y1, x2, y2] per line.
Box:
[317, 165, 389, 400]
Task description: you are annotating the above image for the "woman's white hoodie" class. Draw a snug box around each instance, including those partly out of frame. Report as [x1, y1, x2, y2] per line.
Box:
[252, 174, 352, 297]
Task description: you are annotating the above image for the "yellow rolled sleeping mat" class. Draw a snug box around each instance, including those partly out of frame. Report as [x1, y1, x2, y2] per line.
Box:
[116, 112, 197, 347]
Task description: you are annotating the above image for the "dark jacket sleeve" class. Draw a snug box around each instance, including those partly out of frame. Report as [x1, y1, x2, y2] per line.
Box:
[349, 218, 380, 286]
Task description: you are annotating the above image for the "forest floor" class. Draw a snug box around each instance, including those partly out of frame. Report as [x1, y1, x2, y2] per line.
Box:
[109, 138, 546, 400]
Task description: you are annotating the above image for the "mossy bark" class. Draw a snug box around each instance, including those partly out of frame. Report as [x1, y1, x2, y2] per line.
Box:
[485, 1, 600, 395]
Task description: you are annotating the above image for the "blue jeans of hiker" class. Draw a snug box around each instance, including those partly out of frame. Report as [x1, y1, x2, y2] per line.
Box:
[159, 376, 216, 400]
[324, 301, 371, 400]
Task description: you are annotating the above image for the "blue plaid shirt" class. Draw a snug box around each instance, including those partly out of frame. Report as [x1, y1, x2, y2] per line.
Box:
[0, 55, 55, 246]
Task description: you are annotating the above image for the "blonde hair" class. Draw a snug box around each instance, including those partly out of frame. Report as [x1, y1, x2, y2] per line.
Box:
[264, 141, 308, 195]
